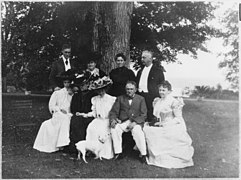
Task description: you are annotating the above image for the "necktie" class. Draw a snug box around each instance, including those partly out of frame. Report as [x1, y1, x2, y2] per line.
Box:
[65, 60, 68, 65]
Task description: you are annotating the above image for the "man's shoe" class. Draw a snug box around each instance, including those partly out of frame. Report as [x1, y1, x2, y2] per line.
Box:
[114, 153, 125, 160]
[140, 155, 147, 164]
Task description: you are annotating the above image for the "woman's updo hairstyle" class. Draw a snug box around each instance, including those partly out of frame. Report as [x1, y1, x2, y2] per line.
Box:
[115, 53, 126, 61]
[158, 80, 172, 91]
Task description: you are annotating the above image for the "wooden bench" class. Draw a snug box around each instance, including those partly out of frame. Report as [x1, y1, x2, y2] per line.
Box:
[9, 99, 38, 145]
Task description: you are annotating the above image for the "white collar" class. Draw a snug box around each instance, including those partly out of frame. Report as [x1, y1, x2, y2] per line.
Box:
[61, 55, 69, 62]
[87, 68, 99, 75]
[144, 63, 153, 69]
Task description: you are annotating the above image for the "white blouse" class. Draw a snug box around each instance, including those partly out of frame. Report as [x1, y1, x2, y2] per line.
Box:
[49, 88, 73, 114]
[87, 93, 116, 119]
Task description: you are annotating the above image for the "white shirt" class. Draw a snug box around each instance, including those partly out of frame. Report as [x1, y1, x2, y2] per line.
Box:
[128, 99, 132, 105]
[62, 55, 71, 71]
[138, 64, 153, 93]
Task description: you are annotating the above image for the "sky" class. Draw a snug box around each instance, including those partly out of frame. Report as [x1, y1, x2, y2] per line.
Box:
[160, 1, 237, 91]
[163, 39, 230, 90]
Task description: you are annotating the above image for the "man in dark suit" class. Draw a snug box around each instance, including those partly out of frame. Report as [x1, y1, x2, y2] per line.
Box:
[109, 81, 147, 163]
[136, 50, 165, 122]
[49, 44, 78, 91]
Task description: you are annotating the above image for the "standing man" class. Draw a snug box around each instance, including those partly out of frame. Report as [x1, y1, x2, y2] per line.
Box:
[109, 81, 147, 163]
[136, 50, 165, 122]
[49, 44, 77, 91]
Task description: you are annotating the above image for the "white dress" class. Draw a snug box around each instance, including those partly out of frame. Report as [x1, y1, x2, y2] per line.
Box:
[33, 88, 73, 153]
[143, 94, 194, 168]
[85, 93, 116, 159]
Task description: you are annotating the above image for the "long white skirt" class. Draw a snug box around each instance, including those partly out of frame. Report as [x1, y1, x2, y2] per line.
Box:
[86, 118, 114, 159]
[143, 123, 194, 169]
[33, 112, 72, 153]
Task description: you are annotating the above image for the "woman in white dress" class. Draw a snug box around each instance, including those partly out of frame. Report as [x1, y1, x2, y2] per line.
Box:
[143, 81, 194, 168]
[78, 76, 116, 159]
[33, 71, 74, 153]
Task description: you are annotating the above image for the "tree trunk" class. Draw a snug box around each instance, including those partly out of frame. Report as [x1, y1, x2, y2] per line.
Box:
[92, 2, 133, 74]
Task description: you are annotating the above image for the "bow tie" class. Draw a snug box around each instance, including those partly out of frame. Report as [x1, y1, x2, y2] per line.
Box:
[127, 95, 134, 100]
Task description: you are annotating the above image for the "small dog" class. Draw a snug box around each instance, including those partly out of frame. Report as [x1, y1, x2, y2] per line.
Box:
[75, 133, 110, 163]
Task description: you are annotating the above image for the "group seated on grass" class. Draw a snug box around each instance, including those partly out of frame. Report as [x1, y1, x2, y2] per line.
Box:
[33, 70, 194, 169]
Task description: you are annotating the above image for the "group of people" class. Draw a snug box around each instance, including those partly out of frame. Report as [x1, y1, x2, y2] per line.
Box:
[33, 44, 194, 169]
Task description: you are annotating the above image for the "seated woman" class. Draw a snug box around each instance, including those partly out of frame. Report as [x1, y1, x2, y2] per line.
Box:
[78, 76, 116, 159]
[79, 52, 106, 91]
[143, 81, 194, 169]
[67, 84, 94, 155]
[78, 54, 106, 114]
[67, 54, 106, 155]
[33, 70, 75, 153]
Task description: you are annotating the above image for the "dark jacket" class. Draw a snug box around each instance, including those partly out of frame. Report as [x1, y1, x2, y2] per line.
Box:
[136, 65, 165, 98]
[49, 57, 78, 89]
[109, 66, 136, 97]
[109, 94, 147, 124]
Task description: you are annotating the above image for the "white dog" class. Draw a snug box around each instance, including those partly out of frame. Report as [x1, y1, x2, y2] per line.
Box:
[75, 133, 110, 163]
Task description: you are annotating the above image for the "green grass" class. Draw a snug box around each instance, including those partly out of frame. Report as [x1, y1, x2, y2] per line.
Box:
[2, 99, 239, 178]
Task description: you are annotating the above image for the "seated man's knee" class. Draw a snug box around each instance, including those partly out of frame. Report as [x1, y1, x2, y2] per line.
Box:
[131, 125, 142, 135]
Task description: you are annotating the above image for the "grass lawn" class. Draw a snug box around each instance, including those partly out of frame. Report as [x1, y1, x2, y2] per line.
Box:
[2, 97, 239, 178]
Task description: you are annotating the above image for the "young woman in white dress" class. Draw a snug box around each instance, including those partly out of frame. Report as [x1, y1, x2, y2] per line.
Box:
[78, 76, 116, 159]
[143, 81, 194, 169]
[33, 71, 74, 153]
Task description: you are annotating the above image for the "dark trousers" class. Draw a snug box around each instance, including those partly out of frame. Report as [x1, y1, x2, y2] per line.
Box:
[138, 92, 155, 122]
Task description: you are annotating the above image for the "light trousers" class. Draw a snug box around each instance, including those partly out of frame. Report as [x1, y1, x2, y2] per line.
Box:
[111, 120, 147, 156]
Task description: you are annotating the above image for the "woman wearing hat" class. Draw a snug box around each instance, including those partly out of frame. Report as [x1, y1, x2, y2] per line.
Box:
[66, 53, 107, 156]
[78, 76, 116, 159]
[76, 53, 106, 113]
[76, 52, 106, 90]
[33, 70, 75, 153]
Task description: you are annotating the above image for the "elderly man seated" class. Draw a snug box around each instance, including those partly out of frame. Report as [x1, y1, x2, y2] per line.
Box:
[109, 81, 147, 163]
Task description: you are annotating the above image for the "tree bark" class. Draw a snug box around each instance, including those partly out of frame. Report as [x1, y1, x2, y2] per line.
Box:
[92, 2, 133, 74]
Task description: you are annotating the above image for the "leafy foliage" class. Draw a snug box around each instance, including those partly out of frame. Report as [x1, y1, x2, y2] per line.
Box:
[2, 1, 219, 90]
[131, 2, 218, 68]
[192, 85, 211, 98]
[2, 2, 95, 90]
[191, 85, 238, 100]
[217, 4, 239, 90]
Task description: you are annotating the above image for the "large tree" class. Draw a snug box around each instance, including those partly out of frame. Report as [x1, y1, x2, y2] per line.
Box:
[1, 1, 218, 91]
[218, 4, 239, 90]
[91, 2, 133, 73]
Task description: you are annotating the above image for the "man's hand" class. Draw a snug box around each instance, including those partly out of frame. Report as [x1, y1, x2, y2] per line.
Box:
[127, 121, 137, 131]
[110, 119, 117, 129]
[110, 119, 121, 129]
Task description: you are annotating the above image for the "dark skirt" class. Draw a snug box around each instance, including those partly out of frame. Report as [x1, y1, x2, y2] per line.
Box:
[67, 116, 93, 154]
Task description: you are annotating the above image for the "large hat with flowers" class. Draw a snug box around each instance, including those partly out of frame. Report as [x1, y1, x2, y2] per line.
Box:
[87, 76, 112, 90]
